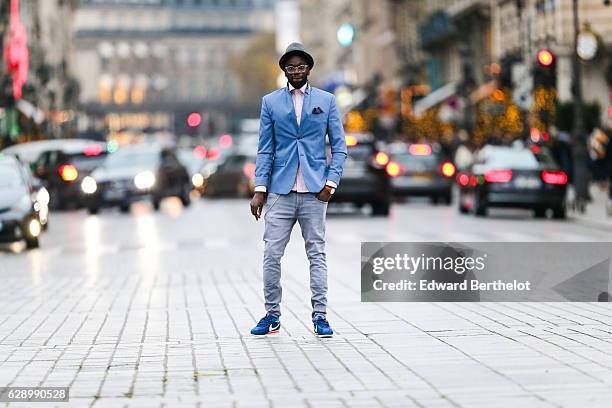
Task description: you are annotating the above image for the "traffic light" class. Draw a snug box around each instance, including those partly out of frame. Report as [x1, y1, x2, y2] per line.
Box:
[336, 23, 355, 47]
[536, 49, 554, 67]
[533, 49, 556, 88]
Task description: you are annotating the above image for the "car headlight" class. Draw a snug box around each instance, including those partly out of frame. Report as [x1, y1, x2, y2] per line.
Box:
[134, 171, 156, 190]
[36, 187, 50, 205]
[29, 218, 41, 238]
[81, 176, 98, 194]
[192, 173, 204, 188]
[38, 206, 49, 225]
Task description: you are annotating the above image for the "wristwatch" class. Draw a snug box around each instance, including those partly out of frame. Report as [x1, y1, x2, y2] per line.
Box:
[324, 185, 336, 195]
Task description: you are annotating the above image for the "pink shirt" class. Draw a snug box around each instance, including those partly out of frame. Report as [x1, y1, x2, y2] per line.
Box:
[289, 82, 308, 192]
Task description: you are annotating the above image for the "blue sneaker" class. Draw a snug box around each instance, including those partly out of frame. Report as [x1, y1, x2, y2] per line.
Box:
[250, 315, 281, 336]
[313, 316, 334, 337]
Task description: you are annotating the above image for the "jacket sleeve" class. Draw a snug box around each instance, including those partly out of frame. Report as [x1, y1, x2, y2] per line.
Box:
[254, 97, 274, 189]
[326, 95, 347, 186]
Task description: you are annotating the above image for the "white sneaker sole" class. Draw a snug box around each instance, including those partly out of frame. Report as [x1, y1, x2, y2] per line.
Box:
[251, 329, 280, 337]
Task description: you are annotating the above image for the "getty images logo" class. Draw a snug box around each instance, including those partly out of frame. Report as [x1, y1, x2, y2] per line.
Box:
[371, 253, 487, 275]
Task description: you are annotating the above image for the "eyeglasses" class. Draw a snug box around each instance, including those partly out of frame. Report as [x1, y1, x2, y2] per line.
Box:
[284, 65, 309, 74]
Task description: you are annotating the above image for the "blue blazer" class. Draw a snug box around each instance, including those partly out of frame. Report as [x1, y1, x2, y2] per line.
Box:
[254, 85, 347, 194]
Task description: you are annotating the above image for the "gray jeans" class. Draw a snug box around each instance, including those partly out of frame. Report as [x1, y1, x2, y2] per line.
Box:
[262, 191, 328, 321]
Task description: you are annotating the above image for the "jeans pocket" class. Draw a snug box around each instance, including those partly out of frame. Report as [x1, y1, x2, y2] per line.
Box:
[264, 193, 282, 216]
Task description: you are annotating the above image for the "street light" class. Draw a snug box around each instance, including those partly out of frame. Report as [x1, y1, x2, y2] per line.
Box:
[576, 28, 599, 61]
[571, 0, 588, 210]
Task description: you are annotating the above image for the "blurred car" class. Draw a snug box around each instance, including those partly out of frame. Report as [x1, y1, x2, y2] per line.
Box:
[1, 138, 104, 167]
[82, 144, 191, 213]
[0, 155, 47, 249]
[23, 140, 108, 210]
[203, 152, 256, 198]
[456, 144, 568, 218]
[177, 146, 207, 193]
[332, 133, 392, 216]
[386, 142, 456, 204]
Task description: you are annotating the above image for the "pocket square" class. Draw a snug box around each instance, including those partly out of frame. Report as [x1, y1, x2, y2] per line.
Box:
[312, 107, 324, 114]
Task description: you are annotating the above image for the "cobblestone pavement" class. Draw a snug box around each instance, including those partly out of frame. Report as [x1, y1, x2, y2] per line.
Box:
[1, 199, 611, 407]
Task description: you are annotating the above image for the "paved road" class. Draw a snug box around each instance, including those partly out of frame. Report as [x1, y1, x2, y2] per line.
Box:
[1, 198, 611, 407]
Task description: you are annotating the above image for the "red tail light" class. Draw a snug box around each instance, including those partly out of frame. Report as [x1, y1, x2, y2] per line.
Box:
[456, 172, 469, 186]
[441, 161, 456, 177]
[386, 161, 401, 177]
[207, 148, 220, 160]
[219, 134, 233, 149]
[541, 170, 567, 185]
[373, 152, 390, 167]
[484, 169, 512, 183]
[58, 164, 78, 182]
[194, 145, 207, 159]
[84, 144, 103, 156]
[409, 144, 432, 156]
[243, 162, 256, 178]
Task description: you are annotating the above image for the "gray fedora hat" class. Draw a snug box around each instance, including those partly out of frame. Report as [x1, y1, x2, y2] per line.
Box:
[279, 42, 314, 70]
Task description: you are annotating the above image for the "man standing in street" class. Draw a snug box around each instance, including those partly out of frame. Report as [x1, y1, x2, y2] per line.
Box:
[249, 43, 347, 337]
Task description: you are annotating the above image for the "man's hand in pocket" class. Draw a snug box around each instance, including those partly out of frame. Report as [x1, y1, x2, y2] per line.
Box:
[316, 187, 332, 202]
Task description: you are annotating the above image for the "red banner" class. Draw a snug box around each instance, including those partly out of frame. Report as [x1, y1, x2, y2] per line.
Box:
[3, 0, 29, 100]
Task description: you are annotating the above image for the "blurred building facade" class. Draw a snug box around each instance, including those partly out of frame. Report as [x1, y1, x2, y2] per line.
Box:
[298, 0, 612, 140]
[300, 0, 404, 91]
[492, 0, 612, 124]
[298, 0, 343, 86]
[73, 0, 276, 140]
[0, 0, 79, 146]
[420, 0, 492, 87]
[298, 1, 491, 112]
[300, 0, 490, 89]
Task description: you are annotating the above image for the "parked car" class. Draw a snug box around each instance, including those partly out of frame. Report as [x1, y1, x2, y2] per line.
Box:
[386, 142, 456, 204]
[16, 140, 108, 210]
[82, 144, 191, 213]
[332, 133, 392, 216]
[456, 144, 568, 218]
[0, 155, 48, 249]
